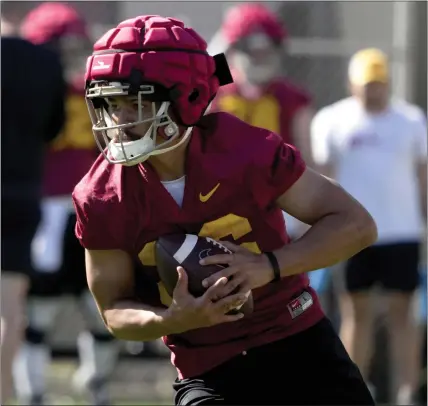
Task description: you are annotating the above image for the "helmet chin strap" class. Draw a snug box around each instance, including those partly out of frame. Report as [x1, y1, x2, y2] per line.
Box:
[148, 126, 193, 158]
[109, 126, 193, 166]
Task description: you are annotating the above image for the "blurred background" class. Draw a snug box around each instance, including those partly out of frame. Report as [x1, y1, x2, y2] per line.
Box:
[1, 1, 427, 405]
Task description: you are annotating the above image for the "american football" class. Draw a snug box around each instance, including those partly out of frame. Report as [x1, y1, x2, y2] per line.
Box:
[155, 234, 253, 315]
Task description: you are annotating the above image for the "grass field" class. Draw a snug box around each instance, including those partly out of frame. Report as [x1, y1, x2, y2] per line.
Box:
[10, 342, 427, 405]
[10, 357, 176, 405]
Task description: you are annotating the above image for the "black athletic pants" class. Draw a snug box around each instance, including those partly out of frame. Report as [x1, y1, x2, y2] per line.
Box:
[174, 317, 374, 405]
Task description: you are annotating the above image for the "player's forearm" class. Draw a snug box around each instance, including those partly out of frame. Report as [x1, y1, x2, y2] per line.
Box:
[274, 209, 377, 277]
[103, 300, 176, 342]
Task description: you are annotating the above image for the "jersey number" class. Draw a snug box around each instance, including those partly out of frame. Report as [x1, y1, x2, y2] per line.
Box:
[138, 214, 261, 306]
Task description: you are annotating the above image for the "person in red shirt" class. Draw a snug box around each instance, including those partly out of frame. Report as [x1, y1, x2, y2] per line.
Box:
[73, 14, 377, 405]
[210, 3, 313, 163]
[13, 4, 119, 405]
[210, 3, 314, 241]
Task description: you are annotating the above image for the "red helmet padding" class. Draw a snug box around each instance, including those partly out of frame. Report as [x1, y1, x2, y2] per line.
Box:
[21, 2, 88, 44]
[85, 15, 220, 126]
[221, 3, 287, 47]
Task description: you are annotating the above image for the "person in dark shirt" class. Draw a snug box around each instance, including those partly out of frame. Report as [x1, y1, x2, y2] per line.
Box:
[0, 9, 65, 403]
[12, 4, 119, 405]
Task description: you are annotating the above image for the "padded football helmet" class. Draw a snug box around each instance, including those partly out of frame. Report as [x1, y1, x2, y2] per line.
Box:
[220, 3, 287, 85]
[85, 15, 233, 166]
[221, 3, 286, 48]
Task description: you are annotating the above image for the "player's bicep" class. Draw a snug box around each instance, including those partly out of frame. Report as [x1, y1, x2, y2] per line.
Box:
[85, 249, 135, 313]
[276, 167, 366, 225]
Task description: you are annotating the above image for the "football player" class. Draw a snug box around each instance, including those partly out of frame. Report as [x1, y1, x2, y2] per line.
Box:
[211, 3, 313, 160]
[210, 3, 313, 241]
[73, 15, 377, 405]
[13, 4, 119, 405]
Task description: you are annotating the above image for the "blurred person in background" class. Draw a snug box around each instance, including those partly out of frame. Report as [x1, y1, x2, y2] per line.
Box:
[12, 3, 119, 405]
[311, 48, 427, 404]
[1, 4, 66, 403]
[209, 2, 329, 300]
[210, 3, 313, 241]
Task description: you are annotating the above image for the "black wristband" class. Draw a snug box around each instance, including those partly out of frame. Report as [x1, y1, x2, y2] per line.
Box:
[265, 252, 281, 283]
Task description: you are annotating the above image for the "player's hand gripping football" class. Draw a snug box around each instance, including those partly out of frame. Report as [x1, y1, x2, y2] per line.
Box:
[199, 241, 274, 295]
[165, 267, 248, 334]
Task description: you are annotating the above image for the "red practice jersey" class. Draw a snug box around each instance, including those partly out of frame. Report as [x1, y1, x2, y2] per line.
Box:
[213, 79, 311, 146]
[72, 112, 324, 378]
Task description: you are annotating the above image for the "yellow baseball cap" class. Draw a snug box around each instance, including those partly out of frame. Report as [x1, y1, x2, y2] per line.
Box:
[348, 48, 389, 86]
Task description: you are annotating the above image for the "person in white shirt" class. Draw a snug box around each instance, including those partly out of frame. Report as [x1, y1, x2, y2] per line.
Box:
[311, 48, 427, 404]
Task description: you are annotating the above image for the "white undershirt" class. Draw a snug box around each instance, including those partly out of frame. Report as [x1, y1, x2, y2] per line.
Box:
[161, 176, 186, 207]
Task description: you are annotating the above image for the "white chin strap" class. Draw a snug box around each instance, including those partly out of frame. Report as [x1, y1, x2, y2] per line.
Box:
[108, 126, 193, 166]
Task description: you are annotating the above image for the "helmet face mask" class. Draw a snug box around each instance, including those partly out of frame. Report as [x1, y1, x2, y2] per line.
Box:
[87, 82, 187, 166]
[230, 32, 282, 85]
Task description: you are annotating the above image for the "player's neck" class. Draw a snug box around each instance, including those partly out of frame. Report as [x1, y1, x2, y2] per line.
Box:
[149, 139, 189, 182]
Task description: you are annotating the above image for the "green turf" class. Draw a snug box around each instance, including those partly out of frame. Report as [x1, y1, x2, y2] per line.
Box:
[8, 357, 175, 405]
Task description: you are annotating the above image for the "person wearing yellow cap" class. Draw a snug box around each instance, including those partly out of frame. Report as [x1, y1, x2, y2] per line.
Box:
[348, 48, 391, 111]
[311, 48, 427, 404]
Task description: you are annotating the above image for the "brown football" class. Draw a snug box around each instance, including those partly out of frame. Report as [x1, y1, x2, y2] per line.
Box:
[155, 234, 253, 315]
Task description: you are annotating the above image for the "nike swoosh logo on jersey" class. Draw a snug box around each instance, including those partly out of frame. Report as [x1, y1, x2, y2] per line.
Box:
[199, 183, 220, 202]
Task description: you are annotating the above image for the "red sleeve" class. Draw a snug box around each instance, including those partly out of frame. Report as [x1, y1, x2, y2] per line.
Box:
[72, 164, 137, 251]
[72, 192, 128, 251]
[250, 131, 306, 208]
